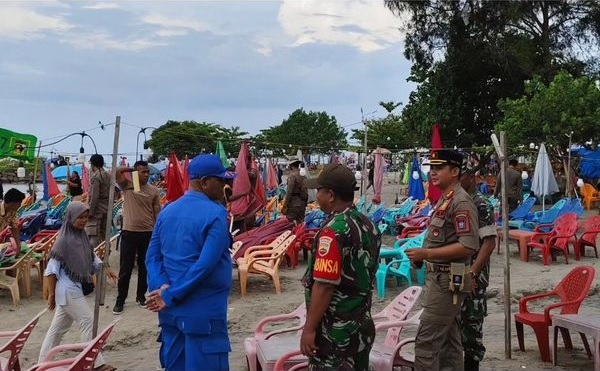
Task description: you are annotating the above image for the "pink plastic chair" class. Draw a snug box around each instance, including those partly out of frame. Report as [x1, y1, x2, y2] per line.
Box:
[271, 286, 423, 371]
[0, 309, 47, 371]
[27, 320, 119, 371]
[370, 309, 422, 371]
[244, 303, 306, 371]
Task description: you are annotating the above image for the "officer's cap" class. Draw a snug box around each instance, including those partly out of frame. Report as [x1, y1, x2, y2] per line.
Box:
[425, 149, 463, 168]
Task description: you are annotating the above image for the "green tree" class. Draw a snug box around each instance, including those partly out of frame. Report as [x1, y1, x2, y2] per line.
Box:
[146, 120, 220, 158]
[497, 71, 600, 148]
[384, 0, 600, 146]
[255, 108, 347, 156]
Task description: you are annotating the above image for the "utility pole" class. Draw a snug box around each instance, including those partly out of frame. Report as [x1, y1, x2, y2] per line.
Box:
[491, 131, 511, 359]
[93, 116, 120, 337]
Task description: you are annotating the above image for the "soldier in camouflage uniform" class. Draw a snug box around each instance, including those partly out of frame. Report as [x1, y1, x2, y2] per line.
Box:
[459, 165, 497, 371]
[301, 164, 381, 371]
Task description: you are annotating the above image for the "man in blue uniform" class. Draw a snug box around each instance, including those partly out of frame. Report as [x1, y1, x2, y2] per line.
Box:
[145, 154, 236, 371]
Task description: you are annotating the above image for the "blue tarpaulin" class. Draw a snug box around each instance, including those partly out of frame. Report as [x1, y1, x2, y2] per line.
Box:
[51, 165, 82, 181]
[577, 147, 600, 179]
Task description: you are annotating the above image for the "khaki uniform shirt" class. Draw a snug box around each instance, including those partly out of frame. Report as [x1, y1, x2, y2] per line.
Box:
[424, 183, 480, 263]
[495, 166, 522, 199]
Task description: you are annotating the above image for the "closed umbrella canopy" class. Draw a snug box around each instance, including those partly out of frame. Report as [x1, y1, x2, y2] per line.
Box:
[265, 158, 279, 190]
[216, 141, 229, 167]
[408, 157, 426, 201]
[531, 143, 559, 211]
[372, 147, 385, 204]
[428, 123, 443, 204]
[43, 162, 61, 200]
[165, 153, 185, 202]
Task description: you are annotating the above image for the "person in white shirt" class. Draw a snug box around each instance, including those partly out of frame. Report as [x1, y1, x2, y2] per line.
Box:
[38, 201, 117, 371]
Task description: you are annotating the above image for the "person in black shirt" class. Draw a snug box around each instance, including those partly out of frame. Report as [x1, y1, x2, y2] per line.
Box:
[67, 171, 83, 197]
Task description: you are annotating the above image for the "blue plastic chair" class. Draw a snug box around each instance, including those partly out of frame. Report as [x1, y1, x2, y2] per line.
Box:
[375, 232, 426, 299]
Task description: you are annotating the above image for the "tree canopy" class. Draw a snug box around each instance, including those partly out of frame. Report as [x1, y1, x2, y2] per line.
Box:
[145, 120, 247, 159]
[254, 108, 347, 156]
[497, 71, 600, 148]
[385, 0, 600, 146]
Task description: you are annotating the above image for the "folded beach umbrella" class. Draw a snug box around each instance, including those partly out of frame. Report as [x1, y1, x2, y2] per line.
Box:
[120, 156, 131, 181]
[230, 141, 263, 221]
[165, 152, 185, 202]
[531, 143, 559, 212]
[266, 158, 279, 190]
[182, 156, 190, 191]
[216, 140, 229, 167]
[251, 157, 266, 206]
[402, 160, 411, 184]
[372, 147, 384, 204]
[408, 157, 426, 201]
[42, 161, 61, 201]
[428, 123, 443, 204]
[81, 164, 90, 193]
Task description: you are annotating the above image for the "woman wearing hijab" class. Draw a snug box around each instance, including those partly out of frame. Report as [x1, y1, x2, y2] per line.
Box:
[38, 201, 118, 371]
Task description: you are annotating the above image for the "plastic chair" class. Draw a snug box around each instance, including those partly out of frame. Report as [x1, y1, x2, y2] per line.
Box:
[577, 215, 600, 258]
[370, 309, 423, 370]
[514, 265, 596, 362]
[244, 303, 306, 371]
[271, 287, 422, 371]
[526, 213, 578, 265]
[237, 235, 297, 296]
[0, 239, 35, 307]
[27, 319, 119, 371]
[580, 183, 600, 210]
[0, 309, 47, 371]
[376, 234, 426, 299]
[93, 233, 121, 261]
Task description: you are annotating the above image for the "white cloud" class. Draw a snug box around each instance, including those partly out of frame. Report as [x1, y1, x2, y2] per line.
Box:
[278, 0, 405, 52]
[82, 2, 120, 10]
[0, 62, 44, 76]
[66, 32, 165, 51]
[0, 5, 72, 40]
[142, 14, 206, 33]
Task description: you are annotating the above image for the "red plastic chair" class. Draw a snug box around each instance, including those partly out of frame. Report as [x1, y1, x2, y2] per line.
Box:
[526, 213, 578, 265]
[0, 309, 47, 371]
[27, 320, 119, 371]
[514, 265, 596, 362]
[577, 215, 600, 258]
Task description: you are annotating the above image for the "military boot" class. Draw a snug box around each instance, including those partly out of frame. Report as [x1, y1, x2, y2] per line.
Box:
[464, 356, 479, 371]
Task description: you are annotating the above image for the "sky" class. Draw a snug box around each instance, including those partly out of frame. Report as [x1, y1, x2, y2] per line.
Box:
[0, 0, 414, 161]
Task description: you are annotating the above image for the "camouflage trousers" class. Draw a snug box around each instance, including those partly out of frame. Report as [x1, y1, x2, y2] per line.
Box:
[308, 318, 375, 371]
[460, 287, 488, 362]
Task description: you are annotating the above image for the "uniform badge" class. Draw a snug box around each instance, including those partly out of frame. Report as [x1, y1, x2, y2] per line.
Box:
[318, 237, 333, 257]
[432, 228, 440, 237]
[454, 211, 471, 234]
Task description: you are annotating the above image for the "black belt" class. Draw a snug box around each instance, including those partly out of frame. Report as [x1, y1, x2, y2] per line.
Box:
[426, 262, 451, 273]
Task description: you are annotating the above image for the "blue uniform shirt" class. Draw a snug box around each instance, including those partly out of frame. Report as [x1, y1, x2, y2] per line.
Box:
[146, 190, 232, 317]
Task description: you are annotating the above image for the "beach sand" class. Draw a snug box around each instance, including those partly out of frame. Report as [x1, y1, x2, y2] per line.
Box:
[2, 174, 599, 371]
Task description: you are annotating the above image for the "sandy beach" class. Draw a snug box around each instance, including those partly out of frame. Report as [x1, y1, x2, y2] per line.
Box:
[2, 174, 599, 371]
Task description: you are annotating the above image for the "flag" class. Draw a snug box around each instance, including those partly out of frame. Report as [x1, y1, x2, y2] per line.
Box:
[428, 123, 443, 204]
[42, 162, 61, 200]
[215, 141, 229, 167]
[0, 128, 38, 161]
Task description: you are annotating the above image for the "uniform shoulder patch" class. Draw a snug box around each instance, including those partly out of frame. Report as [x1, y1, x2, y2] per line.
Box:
[312, 227, 342, 283]
[453, 210, 471, 235]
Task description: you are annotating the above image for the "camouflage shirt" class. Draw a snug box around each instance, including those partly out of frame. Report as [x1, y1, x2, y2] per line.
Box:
[470, 190, 497, 290]
[302, 206, 381, 355]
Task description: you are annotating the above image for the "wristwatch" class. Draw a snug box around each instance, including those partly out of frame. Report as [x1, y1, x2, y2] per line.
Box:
[469, 270, 479, 279]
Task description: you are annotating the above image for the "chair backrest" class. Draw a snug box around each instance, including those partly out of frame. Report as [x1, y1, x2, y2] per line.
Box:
[553, 266, 596, 315]
[399, 231, 426, 249]
[581, 215, 600, 233]
[267, 235, 297, 268]
[551, 213, 579, 248]
[0, 309, 47, 371]
[372, 286, 422, 347]
[581, 183, 599, 197]
[65, 320, 118, 371]
[509, 196, 536, 219]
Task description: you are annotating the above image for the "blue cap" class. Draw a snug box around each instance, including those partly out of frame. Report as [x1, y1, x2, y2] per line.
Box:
[188, 154, 236, 180]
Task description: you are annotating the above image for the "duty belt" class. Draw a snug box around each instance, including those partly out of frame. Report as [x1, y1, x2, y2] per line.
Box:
[426, 262, 451, 273]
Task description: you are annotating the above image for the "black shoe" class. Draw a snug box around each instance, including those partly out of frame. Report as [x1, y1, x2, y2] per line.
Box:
[112, 303, 124, 315]
[136, 298, 147, 308]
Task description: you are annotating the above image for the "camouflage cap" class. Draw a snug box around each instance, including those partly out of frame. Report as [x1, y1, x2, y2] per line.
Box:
[304, 164, 358, 195]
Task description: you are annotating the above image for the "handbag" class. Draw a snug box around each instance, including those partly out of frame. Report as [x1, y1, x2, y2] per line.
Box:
[82, 281, 95, 296]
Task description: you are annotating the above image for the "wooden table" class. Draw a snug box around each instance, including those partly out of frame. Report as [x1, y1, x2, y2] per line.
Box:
[553, 314, 600, 371]
[496, 228, 534, 261]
